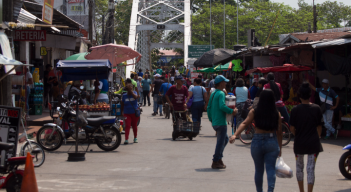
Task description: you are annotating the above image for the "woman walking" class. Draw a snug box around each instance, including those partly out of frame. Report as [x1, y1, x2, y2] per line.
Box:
[230, 89, 282, 192]
[290, 82, 323, 192]
[121, 81, 140, 144]
[186, 78, 207, 124]
[233, 78, 249, 127]
[264, 72, 290, 124]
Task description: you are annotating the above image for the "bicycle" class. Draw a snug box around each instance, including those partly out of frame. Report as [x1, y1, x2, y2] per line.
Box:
[18, 112, 45, 167]
[231, 116, 256, 144]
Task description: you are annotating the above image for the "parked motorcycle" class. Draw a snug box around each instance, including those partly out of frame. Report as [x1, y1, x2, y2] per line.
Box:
[37, 96, 121, 152]
[339, 143, 351, 179]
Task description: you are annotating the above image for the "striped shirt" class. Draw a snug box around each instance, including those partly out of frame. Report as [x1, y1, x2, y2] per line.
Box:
[316, 87, 338, 110]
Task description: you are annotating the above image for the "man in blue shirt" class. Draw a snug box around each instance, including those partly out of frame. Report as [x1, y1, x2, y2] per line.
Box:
[159, 77, 172, 101]
[249, 79, 258, 99]
[309, 79, 340, 139]
[141, 74, 152, 106]
[137, 69, 143, 77]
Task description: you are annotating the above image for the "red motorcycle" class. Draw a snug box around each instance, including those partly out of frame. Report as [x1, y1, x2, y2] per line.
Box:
[0, 142, 26, 192]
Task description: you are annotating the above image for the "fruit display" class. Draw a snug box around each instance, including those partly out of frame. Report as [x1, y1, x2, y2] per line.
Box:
[284, 101, 299, 114]
[79, 102, 110, 112]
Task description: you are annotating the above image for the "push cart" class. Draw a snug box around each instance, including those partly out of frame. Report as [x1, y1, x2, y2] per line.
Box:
[172, 111, 200, 141]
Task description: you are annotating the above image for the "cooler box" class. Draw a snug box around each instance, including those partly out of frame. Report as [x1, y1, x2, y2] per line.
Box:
[111, 104, 121, 116]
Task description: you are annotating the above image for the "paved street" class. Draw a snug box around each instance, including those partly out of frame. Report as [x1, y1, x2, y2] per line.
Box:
[32, 102, 351, 192]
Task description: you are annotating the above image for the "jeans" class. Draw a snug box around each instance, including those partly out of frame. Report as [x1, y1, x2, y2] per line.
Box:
[277, 106, 290, 125]
[139, 91, 143, 104]
[212, 125, 229, 162]
[191, 101, 204, 124]
[153, 95, 162, 114]
[251, 133, 280, 192]
[323, 110, 335, 136]
[143, 90, 150, 105]
[26, 85, 30, 112]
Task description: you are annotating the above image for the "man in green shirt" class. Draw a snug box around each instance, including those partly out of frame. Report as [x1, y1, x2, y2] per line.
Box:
[156, 66, 163, 75]
[130, 73, 138, 90]
[207, 75, 237, 169]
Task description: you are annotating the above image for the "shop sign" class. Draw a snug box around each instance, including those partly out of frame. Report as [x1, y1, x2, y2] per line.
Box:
[14, 30, 46, 41]
[188, 45, 214, 58]
[0, 106, 20, 166]
[40, 47, 47, 56]
[42, 0, 54, 24]
[68, 0, 84, 3]
[71, 6, 83, 11]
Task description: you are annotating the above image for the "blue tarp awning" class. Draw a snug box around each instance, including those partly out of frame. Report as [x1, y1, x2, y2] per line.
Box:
[57, 59, 111, 81]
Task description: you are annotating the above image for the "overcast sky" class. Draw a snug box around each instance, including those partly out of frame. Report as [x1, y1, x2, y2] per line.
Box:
[271, 0, 351, 9]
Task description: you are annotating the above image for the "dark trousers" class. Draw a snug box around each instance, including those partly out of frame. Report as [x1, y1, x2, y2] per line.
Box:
[143, 90, 150, 105]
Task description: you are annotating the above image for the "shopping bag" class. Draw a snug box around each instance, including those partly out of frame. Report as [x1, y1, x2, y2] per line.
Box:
[275, 157, 293, 178]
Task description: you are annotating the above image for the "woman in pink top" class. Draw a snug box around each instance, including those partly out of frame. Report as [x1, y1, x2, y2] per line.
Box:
[264, 73, 290, 124]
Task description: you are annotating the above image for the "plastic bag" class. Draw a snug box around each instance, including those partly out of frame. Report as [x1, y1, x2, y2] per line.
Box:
[275, 157, 293, 178]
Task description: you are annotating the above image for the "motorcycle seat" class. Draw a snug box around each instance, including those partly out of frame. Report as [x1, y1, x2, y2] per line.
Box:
[86, 116, 116, 126]
[0, 142, 14, 151]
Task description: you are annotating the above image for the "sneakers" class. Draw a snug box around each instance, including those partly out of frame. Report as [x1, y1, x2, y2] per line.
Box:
[323, 136, 329, 140]
[124, 140, 129, 144]
[335, 130, 339, 139]
[211, 161, 226, 169]
[160, 113, 163, 116]
[134, 138, 138, 143]
[152, 113, 157, 116]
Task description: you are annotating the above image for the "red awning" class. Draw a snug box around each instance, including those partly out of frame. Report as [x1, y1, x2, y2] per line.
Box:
[245, 64, 312, 75]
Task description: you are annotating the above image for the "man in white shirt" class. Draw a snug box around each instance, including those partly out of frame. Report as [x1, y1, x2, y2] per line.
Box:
[25, 67, 33, 115]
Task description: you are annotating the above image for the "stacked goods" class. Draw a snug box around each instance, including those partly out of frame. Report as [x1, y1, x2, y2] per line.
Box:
[29, 82, 44, 115]
[284, 101, 299, 114]
[80, 102, 110, 112]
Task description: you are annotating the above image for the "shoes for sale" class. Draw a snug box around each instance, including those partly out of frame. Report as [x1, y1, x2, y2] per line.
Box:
[134, 138, 138, 143]
[124, 140, 129, 144]
[334, 130, 339, 139]
[211, 161, 226, 169]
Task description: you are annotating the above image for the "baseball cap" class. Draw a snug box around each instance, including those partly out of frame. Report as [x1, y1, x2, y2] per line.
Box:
[214, 75, 229, 84]
[154, 74, 161, 77]
[322, 79, 329, 84]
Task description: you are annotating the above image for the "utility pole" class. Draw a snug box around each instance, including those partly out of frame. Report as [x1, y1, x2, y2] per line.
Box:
[223, 0, 225, 49]
[109, 0, 115, 43]
[88, 0, 93, 44]
[102, 15, 105, 44]
[236, 0, 239, 44]
[210, 0, 212, 49]
[313, 0, 317, 33]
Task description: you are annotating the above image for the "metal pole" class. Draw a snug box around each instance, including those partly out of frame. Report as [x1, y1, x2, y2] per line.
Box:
[223, 0, 225, 49]
[236, 0, 238, 44]
[210, 0, 212, 49]
[109, 0, 115, 43]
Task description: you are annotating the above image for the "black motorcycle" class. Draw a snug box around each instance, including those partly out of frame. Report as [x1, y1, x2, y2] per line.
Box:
[37, 96, 121, 152]
[339, 143, 351, 179]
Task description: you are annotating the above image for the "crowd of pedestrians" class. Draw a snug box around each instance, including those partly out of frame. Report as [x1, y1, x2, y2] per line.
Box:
[129, 66, 343, 192]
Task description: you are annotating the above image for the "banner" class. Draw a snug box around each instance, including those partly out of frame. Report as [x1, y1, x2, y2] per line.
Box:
[42, 0, 54, 24]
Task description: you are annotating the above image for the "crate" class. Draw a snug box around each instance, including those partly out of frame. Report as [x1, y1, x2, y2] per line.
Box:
[35, 105, 42, 115]
[173, 119, 200, 133]
[111, 104, 121, 116]
[342, 121, 351, 130]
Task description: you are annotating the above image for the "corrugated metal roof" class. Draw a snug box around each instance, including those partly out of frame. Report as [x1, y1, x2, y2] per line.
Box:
[13, 0, 24, 22]
[18, 8, 37, 24]
[312, 38, 351, 49]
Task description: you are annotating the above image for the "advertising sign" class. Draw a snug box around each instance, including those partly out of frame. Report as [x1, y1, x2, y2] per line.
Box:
[68, 0, 84, 3]
[67, 0, 87, 16]
[14, 30, 46, 41]
[42, 0, 54, 24]
[188, 45, 214, 58]
[190, 67, 200, 80]
[0, 106, 21, 166]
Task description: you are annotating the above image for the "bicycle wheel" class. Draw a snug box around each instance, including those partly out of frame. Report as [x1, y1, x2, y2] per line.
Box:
[239, 123, 255, 145]
[22, 141, 45, 167]
[282, 123, 291, 146]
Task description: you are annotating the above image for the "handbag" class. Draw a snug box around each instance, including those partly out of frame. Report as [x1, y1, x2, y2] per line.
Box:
[128, 95, 140, 117]
[186, 97, 193, 109]
[320, 90, 329, 114]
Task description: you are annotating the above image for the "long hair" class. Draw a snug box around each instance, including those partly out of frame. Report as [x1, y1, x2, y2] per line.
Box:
[254, 89, 279, 131]
[257, 79, 268, 97]
[267, 72, 281, 102]
[235, 78, 244, 87]
[298, 82, 311, 100]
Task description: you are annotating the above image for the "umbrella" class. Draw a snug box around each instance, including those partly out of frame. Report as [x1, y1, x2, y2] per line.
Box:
[65, 52, 88, 60]
[194, 48, 237, 68]
[85, 44, 142, 67]
[245, 64, 312, 75]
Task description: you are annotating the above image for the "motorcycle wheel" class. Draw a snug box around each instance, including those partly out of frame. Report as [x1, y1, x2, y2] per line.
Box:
[339, 150, 351, 179]
[6, 174, 22, 192]
[36, 126, 63, 151]
[96, 126, 121, 151]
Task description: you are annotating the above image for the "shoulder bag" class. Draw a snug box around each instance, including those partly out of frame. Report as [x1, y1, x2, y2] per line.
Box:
[320, 90, 329, 114]
[127, 94, 140, 117]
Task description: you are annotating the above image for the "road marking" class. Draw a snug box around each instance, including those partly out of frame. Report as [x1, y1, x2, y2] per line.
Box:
[109, 167, 151, 171]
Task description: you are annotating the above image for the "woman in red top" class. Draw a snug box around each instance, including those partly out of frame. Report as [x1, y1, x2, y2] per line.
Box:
[263, 72, 290, 124]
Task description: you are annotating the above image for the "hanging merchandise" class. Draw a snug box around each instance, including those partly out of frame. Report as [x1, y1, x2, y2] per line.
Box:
[232, 59, 243, 72]
[33, 68, 40, 83]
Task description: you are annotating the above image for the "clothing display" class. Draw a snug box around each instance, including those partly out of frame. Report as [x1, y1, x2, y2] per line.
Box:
[232, 59, 243, 72]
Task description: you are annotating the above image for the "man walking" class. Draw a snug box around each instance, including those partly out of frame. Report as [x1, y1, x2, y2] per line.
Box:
[156, 66, 163, 75]
[151, 74, 164, 116]
[137, 69, 143, 77]
[207, 75, 237, 169]
[141, 74, 152, 106]
[137, 76, 143, 104]
[165, 75, 188, 121]
[309, 79, 339, 139]
[208, 74, 217, 97]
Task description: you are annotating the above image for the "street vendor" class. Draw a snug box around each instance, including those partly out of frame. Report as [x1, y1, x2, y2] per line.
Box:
[94, 79, 109, 104]
[165, 75, 188, 121]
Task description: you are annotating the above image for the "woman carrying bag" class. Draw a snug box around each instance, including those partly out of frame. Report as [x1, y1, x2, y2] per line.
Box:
[230, 89, 282, 192]
[121, 81, 140, 144]
[186, 78, 208, 124]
